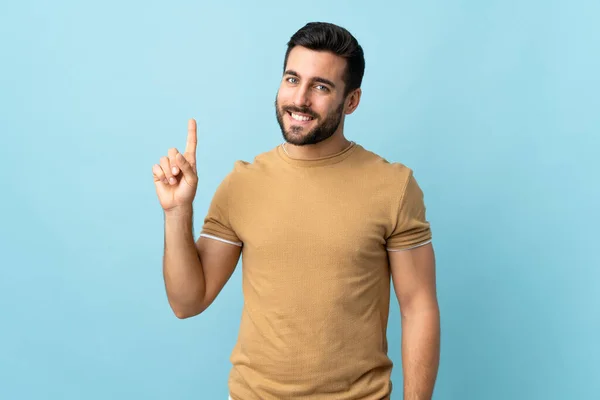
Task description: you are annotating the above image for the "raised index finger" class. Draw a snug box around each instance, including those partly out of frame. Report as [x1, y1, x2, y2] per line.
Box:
[184, 118, 197, 162]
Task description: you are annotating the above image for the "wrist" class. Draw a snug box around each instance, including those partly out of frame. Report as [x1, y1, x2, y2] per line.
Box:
[164, 204, 193, 219]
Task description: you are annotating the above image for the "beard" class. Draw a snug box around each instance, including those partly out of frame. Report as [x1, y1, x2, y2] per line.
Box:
[275, 96, 345, 146]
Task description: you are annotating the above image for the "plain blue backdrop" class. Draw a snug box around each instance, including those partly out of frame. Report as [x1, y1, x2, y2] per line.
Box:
[1, 1, 599, 399]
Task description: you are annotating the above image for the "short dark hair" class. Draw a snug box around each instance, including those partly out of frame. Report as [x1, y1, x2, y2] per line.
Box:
[284, 22, 365, 96]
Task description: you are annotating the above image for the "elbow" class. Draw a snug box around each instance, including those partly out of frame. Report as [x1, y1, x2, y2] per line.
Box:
[166, 288, 211, 319]
[170, 302, 205, 319]
[174, 309, 195, 319]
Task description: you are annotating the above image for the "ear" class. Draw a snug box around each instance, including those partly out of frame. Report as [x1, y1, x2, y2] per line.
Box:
[344, 88, 362, 115]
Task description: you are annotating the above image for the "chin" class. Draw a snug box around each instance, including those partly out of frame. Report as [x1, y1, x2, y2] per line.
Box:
[283, 132, 307, 145]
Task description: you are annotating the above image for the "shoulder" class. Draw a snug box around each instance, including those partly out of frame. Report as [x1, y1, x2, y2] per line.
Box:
[352, 143, 416, 186]
[222, 145, 282, 184]
[230, 145, 279, 171]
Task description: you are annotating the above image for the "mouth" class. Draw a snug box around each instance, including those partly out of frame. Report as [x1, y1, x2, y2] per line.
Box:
[286, 111, 315, 125]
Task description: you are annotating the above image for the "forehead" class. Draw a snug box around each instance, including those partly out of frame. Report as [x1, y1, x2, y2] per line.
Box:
[285, 46, 346, 83]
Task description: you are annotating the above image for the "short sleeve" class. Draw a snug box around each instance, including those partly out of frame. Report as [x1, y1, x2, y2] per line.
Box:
[199, 172, 242, 247]
[386, 171, 432, 251]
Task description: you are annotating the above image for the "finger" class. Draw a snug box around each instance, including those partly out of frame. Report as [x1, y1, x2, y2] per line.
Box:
[152, 164, 166, 184]
[159, 156, 176, 185]
[155, 160, 169, 185]
[184, 118, 197, 167]
[175, 152, 198, 187]
[168, 148, 180, 176]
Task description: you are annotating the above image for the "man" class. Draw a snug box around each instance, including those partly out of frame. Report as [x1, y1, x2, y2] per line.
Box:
[152, 22, 440, 400]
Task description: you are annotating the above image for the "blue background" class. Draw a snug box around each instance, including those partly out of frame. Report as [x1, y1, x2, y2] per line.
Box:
[1, 1, 598, 399]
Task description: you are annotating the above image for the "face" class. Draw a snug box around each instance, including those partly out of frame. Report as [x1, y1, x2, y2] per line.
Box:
[275, 46, 359, 146]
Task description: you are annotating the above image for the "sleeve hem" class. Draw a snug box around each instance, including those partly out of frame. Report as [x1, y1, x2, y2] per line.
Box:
[200, 224, 242, 246]
[199, 233, 243, 247]
[386, 239, 432, 252]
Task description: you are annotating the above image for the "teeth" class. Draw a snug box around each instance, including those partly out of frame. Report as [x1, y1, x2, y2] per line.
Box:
[291, 112, 313, 121]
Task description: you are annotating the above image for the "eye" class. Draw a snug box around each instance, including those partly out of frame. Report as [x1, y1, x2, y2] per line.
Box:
[286, 77, 298, 84]
[315, 85, 329, 92]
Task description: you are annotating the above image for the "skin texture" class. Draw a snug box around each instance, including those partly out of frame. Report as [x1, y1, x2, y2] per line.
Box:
[152, 44, 440, 399]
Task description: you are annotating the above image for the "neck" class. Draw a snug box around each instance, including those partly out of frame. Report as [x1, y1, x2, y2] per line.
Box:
[283, 134, 352, 160]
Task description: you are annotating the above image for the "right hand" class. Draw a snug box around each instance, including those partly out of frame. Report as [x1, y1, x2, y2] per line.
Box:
[152, 119, 199, 213]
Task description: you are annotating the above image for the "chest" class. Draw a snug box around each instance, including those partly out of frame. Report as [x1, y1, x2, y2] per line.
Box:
[230, 173, 393, 267]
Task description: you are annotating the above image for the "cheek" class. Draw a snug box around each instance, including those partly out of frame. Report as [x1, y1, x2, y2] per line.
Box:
[326, 97, 346, 114]
[311, 99, 334, 117]
[277, 87, 293, 105]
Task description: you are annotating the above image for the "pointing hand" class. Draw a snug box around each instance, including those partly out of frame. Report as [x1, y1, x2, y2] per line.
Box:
[152, 119, 199, 213]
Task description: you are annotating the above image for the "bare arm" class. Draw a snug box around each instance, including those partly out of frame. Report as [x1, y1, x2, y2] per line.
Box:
[163, 206, 241, 319]
[153, 119, 241, 319]
[389, 242, 440, 400]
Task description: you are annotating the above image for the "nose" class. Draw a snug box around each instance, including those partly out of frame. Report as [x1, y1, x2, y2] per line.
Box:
[292, 85, 311, 108]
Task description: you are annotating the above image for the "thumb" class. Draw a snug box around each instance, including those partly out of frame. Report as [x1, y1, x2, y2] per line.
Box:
[175, 152, 198, 186]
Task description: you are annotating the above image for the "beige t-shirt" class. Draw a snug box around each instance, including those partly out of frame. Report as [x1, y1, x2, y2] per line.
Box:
[200, 142, 432, 400]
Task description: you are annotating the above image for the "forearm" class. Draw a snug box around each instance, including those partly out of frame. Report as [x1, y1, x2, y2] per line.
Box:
[401, 307, 440, 400]
[162, 205, 205, 318]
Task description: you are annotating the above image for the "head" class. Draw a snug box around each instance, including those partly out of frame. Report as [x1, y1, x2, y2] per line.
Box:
[275, 22, 365, 146]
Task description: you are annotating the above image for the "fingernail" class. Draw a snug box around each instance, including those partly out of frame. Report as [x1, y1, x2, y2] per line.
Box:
[172, 167, 177, 174]
[169, 177, 176, 184]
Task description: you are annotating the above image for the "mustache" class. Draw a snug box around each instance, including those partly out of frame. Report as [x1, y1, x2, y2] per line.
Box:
[282, 105, 319, 119]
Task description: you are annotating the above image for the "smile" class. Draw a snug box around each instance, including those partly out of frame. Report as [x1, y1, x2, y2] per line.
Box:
[288, 111, 315, 122]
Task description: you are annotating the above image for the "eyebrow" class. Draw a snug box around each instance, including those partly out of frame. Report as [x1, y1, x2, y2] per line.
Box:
[285, 70, 336, 89]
